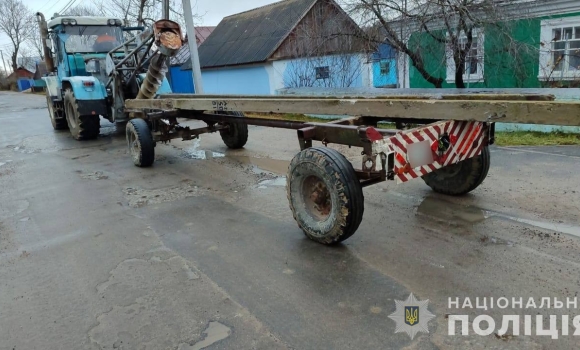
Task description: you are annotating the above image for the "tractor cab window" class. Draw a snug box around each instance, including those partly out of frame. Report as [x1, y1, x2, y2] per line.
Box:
[64, 26, 123, 53]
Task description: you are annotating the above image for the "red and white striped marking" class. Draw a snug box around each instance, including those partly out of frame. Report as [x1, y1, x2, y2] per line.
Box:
[389, 121, 489, 183]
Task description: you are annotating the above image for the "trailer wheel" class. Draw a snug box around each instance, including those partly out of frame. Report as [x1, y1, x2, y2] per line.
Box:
[46, 93, 68, 130]
[219, 111, 248, 149]
[126, 119, 155, 167]
[64, 89, 100, 140]
[422, 146, 490, 196]
[287, 147, 364, 245]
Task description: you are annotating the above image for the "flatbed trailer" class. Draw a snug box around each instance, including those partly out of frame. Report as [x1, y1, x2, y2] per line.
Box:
[124, 90, 580, 245]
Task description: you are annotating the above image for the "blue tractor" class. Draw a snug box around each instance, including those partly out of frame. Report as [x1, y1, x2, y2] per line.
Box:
[36, 13, 180, 140]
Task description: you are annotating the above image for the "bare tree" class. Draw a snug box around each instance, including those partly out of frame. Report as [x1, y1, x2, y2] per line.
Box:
[93, 0, 199, 27]
[341, 0, 543, 88]
[0, 0, 34, 71]
[27, 21, 45, 60]
[65, 4, 104, 16]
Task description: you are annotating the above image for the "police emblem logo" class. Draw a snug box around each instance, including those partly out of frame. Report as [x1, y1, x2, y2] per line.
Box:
[405, 306, 419, 326]
[389, 293, 435, 340]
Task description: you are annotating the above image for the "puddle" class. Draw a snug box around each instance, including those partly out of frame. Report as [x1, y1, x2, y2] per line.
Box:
[417, 196, 488, 224]
[179, 139, 225, 160]
[0, 161, 11, 167]
[185, 150, 225, 160]
[231, 156, 290, 175]
[178, 321, 231, 350]
[258, 177, 286, 188]
[416, 195, 580, 239]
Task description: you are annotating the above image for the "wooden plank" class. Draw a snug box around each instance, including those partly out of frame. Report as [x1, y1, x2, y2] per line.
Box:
[157, 93, 556, 101]
[125, 98, 580, 126]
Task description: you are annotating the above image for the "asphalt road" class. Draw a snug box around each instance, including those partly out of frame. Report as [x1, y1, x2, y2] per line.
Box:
[1, 91, 579, 350]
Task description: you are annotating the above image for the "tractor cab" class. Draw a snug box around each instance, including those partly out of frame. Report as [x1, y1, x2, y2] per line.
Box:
[47, 17, 126, 87]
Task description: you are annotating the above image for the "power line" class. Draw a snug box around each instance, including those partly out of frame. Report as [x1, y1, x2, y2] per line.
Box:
[60, 0, 81, 14]
[37, 0, 62, 12]
[57, 0, 75, 14]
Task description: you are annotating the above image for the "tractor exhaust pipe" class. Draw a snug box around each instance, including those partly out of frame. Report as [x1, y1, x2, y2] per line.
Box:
[35, 12, 55, 73]
[136, 20, 183, 100]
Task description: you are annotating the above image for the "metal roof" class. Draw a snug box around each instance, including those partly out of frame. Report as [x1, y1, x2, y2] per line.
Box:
[170, 27, 216, 66]
[182, 0, 317, 70]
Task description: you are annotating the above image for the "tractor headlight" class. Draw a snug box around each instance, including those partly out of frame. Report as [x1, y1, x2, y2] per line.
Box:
[108, 19, 116, 26]
[61, 18, 75, 25]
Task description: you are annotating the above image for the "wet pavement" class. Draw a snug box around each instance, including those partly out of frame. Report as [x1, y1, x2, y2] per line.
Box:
[1, 91, 580, 349]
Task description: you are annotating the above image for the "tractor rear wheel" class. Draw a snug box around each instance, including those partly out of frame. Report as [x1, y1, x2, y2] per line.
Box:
[287, 147, 364, 245]
[64, 89, 100, 140]
[46, 93, 68, 130]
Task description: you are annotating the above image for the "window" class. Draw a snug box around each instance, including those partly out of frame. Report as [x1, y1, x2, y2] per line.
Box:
[446, 29, 484, 83]
[379, 61, 390, 75]
[539, 17, 580, 80]
[315, 66, 329, 80]
[63, 26, 123, 53]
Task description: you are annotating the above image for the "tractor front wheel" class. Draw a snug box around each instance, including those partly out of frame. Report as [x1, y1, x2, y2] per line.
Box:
[64, 89, 100, 140]
[47, 92, 67, 130]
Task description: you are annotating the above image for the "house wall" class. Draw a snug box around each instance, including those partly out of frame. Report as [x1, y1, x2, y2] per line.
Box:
[273, 53, 368, 90]
[408, 11, 580, 89]
[200, 65, 271, 95]
[178, 53, 371, 95]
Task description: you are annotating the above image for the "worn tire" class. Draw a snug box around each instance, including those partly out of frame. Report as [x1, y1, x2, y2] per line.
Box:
[47, 93, 68, 130]
[219, 111, 248, 149]
[422, 146, 490, 196]
[126, 118, 155, 167]
[64, 89, 100, 140]
[287, 147, 364, 245]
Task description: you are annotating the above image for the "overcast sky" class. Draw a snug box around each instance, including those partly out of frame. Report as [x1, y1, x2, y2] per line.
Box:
[0, 0, 280, 60]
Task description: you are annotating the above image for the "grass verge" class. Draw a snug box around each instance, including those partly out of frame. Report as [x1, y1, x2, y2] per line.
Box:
[494, 131, 580, 146]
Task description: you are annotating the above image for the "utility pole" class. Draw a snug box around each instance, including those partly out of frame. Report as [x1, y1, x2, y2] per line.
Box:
[182, 0, 204, 93]
[162, 0, 169, 19]
[0, 50, 8, 76]
[162, 0, 172, 85]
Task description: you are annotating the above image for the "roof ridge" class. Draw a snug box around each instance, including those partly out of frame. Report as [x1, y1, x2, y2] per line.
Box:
[223, 0, 314, 19]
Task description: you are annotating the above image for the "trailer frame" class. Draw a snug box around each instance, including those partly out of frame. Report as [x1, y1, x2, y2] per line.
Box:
[123, 91, 580, 244]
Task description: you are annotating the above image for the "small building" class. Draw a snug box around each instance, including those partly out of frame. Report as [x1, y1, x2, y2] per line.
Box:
[7, 67, 35, 91]
[180, 0, 371, 95]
